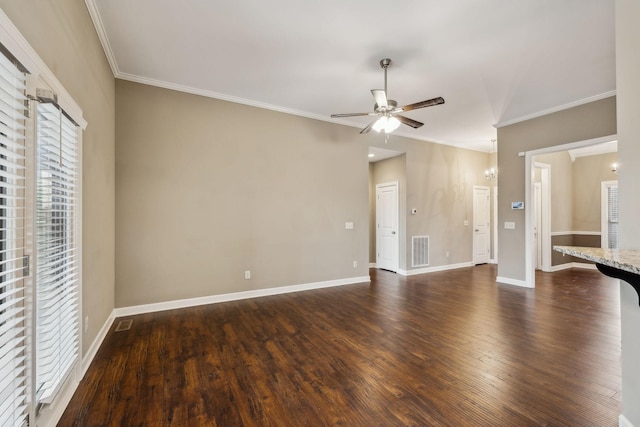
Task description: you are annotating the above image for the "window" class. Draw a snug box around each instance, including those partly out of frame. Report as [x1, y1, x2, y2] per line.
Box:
[0, 37, 83, 425]
[35, 102, 80, 404]
[0, 47, 29, 427]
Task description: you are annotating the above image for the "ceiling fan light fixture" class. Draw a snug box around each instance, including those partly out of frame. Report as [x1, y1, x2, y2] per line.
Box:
[372, 116, 401, 133]
[372, 116, 387, 133]
[386, 116, 401, 133]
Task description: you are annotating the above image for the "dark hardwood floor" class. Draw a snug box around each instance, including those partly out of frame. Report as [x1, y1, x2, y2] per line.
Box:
[59, 265, 621, 426]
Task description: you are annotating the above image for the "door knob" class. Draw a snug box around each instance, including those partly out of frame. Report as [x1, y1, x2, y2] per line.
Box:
[392, 231, 396, 234]
[475, 229, 479, 232]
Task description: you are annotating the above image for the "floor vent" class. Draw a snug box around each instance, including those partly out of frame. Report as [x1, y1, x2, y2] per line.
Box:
[412, 235, 430, 267]
[115, 319, 133, 332]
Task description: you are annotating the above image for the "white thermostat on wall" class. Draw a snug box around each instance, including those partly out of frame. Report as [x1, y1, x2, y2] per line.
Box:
[511, 202, 524, 210]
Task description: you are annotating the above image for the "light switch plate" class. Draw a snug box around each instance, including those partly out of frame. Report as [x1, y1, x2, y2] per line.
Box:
[345, 222, 354, 230]
[504, 222, 516, 229]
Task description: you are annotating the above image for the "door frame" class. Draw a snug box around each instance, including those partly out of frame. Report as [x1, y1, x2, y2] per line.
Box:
[376, 181, 399, 272]
[493, 186, 498, 263]
[472, 185, 491, 264]
[601, 180, 618, 248]
[533, 162, 551, 272]
[533, 182, 542, 270]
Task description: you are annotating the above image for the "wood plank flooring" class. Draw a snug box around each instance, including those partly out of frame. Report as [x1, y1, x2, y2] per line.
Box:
[59, 265, 621, 426]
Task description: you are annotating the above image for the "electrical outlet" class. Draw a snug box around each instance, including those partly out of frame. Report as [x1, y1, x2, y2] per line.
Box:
[84, 316, 89, 333]
[446, 251, 450, 258]
[244, 270, 251, 279]
[353, 260, 358, 268]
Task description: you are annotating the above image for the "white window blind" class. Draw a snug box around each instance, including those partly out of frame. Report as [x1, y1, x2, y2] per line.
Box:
[35, 102, 79, 404]
[0, 49, 29, 427]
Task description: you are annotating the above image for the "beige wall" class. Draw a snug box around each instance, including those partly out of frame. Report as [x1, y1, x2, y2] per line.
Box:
[572, 152, 618, 231]
[115, 80, 369, 306]
[616, 0, 640, 424]
[405, 144, 489, 267]
[0, 1, 116, 355]
[368, 163, 376, 263]
[496, 97, 617, 281]
[489, 152, 497, 260]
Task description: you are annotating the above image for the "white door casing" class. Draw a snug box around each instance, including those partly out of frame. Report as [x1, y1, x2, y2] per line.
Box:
[534, 182, 542, 269]
[534, 163, 551, 272]
[473, 186, 490, 264]
[601, 180, 619, 249]
[376, 182, 399, 272]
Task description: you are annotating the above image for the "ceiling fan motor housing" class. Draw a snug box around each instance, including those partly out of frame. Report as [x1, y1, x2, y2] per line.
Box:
[375, 99, 397, 112]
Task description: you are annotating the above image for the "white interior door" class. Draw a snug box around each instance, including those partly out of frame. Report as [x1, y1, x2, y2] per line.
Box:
[473, 186, 490, 264]
[534, 182, 542, 269]
[376, 182, 398, 272]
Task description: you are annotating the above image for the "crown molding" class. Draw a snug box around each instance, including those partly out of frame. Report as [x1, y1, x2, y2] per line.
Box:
[494, 90, 616, 128]
[85, 0, 120, 77]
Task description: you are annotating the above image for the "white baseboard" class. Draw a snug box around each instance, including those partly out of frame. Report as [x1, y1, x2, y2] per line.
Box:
[549, 262, 597, 272]
[496, 276, 533, 288]
[369, 263, 376, 268]
[398, 262, 474, 277]
[37, 368, 80, 427]
[40, 308, 116, 427]
[620, 414, 635, 427]
[114, 275, 371, 317]
[489, 258, 497, 264]
[82, 309, 116, 376]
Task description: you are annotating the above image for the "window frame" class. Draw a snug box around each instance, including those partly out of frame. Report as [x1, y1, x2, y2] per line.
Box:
[0, 9, 87, 426]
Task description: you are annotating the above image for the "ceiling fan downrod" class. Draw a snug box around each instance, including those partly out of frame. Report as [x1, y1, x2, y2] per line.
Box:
[380, 58, 391, 96]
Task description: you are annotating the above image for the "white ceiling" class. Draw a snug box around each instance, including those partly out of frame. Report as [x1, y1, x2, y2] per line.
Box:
[88, 0, 615, 152]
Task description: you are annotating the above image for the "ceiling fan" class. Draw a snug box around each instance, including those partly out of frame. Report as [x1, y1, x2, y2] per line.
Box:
[331, 58, 444, 135]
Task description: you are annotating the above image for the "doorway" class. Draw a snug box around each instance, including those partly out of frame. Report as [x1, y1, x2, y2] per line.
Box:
[376, 182, 399, 272]
[524, 135, 617, 287]
[473, 186, 490, 264]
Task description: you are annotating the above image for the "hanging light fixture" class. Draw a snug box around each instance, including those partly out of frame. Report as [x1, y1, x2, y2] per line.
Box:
[485, 139, 497, 180]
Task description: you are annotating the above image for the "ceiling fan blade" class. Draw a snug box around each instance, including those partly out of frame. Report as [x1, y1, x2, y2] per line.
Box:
[398, 97, 445, 112]
[360, 121, 376, 134]
[371, 89, 388, 109]
[395, 115, 424, 129]
[331, 112, 373, 118]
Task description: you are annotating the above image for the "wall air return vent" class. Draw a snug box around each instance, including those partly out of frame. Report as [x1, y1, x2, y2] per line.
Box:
[412, 236, 429, 267]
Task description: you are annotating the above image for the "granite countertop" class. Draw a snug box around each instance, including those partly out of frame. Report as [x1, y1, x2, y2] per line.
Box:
[553, 246, 640, 275]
